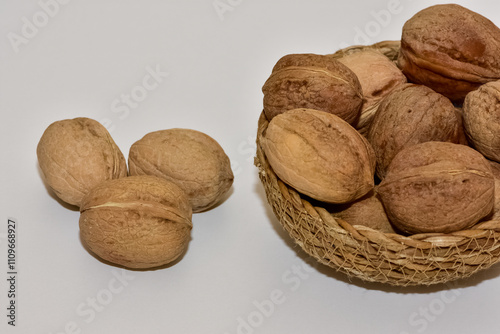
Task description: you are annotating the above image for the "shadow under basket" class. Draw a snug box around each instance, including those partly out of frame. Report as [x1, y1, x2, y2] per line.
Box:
[255, 40, 500, 286]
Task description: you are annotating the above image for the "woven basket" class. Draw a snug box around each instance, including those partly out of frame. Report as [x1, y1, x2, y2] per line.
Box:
[255, 41, 500, 286]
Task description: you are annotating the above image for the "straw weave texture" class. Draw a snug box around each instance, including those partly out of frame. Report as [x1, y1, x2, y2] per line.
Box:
[256, 42, 500, 285]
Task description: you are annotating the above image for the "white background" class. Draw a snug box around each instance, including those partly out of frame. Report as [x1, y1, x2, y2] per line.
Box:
[1, 0, 500, 333]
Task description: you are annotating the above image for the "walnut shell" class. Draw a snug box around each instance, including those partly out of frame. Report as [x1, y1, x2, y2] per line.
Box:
[331, 187, 395, 233]
[128, 129, 233, 213]
[488, 160, 500, 220]
[336, 49, 407, 136]
[37, 117, 127, 207]
[463, 80, 500, 162]
[79, 175, 192, 269]
[262, 54, 363, 124]
[261, 108, 375, 204]
[367, 84, 462, 179]
[398, 4, 500, 102]
[493, 179, 500, 221]
[488, 160, 500, 179]
[378, 142, 494, 234]
[454, 107, 470, 146]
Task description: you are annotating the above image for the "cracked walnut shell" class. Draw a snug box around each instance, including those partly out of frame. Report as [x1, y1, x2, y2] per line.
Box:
[79, 175, 193, 269]
[37, 117, 127, 207]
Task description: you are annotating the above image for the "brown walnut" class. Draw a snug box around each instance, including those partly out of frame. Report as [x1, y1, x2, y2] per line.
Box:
[488, 160, 500, 179]
[378, 142, 494, 234]
[331, 187, 395, 233]
[262, 54, 363, 124]
[463, 80, 500, 162]
[261, 108, 375, 204]
[37, 117, 127, 207]
[398, 4, 500, 102]
[336, 49, 407, 136]
[487, 160, 500, 220]
[129, 129, 234, 213]
[79, 175, 192, 269]
[367, 84, 462, 179]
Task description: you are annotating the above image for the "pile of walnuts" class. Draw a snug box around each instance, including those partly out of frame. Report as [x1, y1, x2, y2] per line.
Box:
[260, 4, 500, 235]
[37, 118, 233, 269]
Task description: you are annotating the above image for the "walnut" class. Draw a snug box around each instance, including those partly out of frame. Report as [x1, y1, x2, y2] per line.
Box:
[261, 108, 375, 204]
[463, 80, 500, 162]
[79, 175, 192, 269]
[262, 54, 363, 124]
[487, 160, 500, 220]
[367, 84, 463, 179]
[378, 141, 494, 234]
[488, 160, 500, 179]
[37, 117, 127, 207]
[398, 4, 500, 102]
[336, 49, 407, 136]
[331, 187, 395, 233]
[128, 129, 233, 213]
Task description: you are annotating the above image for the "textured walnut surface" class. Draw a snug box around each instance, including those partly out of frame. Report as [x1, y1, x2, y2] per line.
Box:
[398, 4, 500, 101]
[129, 128, 233, 213]
[37, 117, 127, 207]
[79, 175, 192, 269]
[262, 53, 363, 124]
[378, 141, 494, 234]
[330, 187, 395, 233]
[463, 80, 500, 162]
[488, 160, 500, 179]
[337, 49, 407, 135]
[367, 84, 462, 179]
[261, 108, 375, 204]
[488, 160, 500, 220]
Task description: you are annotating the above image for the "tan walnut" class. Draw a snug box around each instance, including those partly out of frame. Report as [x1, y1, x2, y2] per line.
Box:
[378, 142, 494, 234]
[488, 160, 500, 180]
[261, 108, 375, 204]
[331, 187, 395, 233]
[454, 107, 470, 146]
[336, 49, 407, 136]
[129, 129, 234, 213]
[37, 117, 127, 207]
[367, 84, 463, 179]
[79, 175, 193, 269]
[463, 80, 500, 163]
[487, 160, 500, 220]
[398, 4, 500, 102]
[262, 53, 363, 124]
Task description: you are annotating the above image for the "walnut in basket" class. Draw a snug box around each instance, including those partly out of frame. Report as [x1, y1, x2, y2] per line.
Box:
[378, 141, 495, 234]
[463, 80, 500, 163]
[330, 187, 396, 233]
[367, 84, 464, 179]
[262, 54, 363, 125]
[261, 108, 375, 204]
[336, 49, 407, 136]
[398, 4, 500, 102]
[487, 160, 500, 220]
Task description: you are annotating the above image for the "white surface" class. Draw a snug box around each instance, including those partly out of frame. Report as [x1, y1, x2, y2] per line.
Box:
[1, 0, 500, 333]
